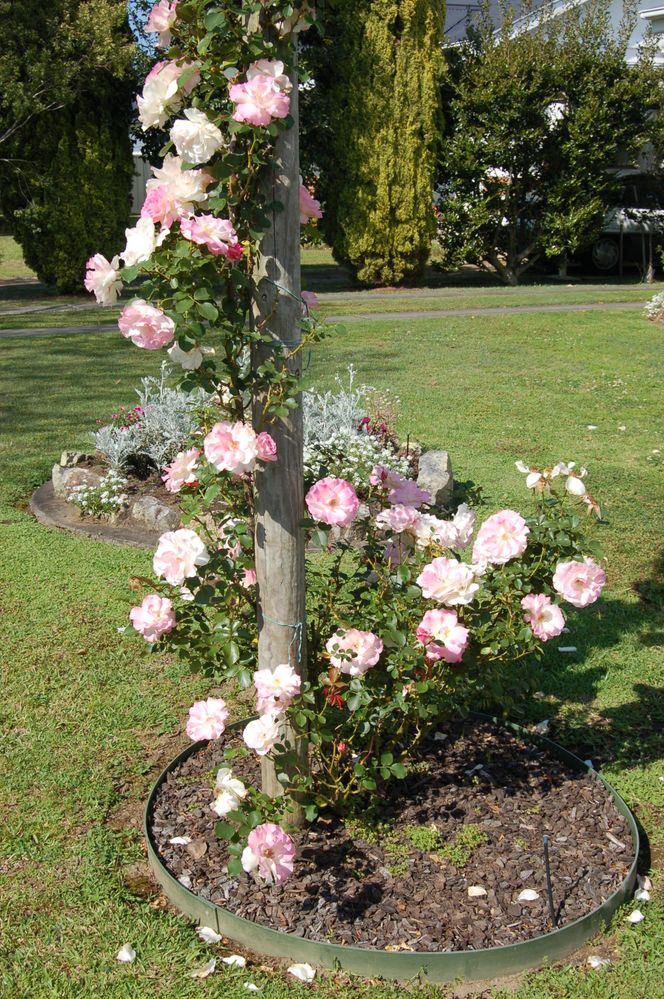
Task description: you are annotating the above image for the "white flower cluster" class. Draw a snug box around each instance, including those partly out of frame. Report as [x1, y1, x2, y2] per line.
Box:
[643, 291, 664, 323]
[304, 428, 410, 490]
[68, 471, 129, 518]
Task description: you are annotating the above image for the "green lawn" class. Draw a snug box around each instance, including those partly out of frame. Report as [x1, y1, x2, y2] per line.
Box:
[1, 301, 663, 996]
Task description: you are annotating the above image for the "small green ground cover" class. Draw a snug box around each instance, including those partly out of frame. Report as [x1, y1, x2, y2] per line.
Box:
[0, 294, 663, 996]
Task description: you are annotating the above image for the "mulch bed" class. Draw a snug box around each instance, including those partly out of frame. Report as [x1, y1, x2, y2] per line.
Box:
[148, 719, 632, 952]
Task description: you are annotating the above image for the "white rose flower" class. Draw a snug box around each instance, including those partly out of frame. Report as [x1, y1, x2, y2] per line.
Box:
[170, 108, 224, 165]
[121, 217, 158, 267]
[242, 715, 280, 757]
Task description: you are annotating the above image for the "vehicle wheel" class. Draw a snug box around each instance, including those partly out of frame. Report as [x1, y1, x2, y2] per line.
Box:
[590, 237, 620, 273]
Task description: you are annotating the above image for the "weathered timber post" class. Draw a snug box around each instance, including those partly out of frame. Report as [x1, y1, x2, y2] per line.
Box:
[251, 56, 307, 823]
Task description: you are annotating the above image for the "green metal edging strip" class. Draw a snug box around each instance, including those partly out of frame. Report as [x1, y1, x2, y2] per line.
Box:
[144, 718, 639, 984]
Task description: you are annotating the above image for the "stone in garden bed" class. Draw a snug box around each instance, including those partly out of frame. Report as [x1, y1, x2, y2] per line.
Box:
[149, 718, 631, 953]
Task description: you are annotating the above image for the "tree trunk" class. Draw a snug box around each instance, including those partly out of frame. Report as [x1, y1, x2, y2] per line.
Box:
[251, 61, 307, 826]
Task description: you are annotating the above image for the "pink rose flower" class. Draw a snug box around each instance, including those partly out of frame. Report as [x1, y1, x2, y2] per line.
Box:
[472, 510, 529, 566]
[162, 447, 200, 493]
[129, 594, 176, 642]
[146, 154, 212, 216]
[388, 479, 430, 508]
[170, 108, 223, 165]
[416, 557, 481, 606]
[301, 290, 319, 314]
[306, 476, 360, 526]
[243, 714, 281, 756]
[241, 822, 295, 884]
[229, 74, 290, 126]
[375, 504, 420, 534]
[118, 299, 175, 350]
[521, 593, 566, 641]
[84, 253, 123, 306]
[186, 697, 229, 741]
[553, 558, 606, 608]
[369, 465, 404, 490]
[179, 214, 242, 257]
[153, 527, 209, 585]
[141, 184, 181, 229]
[204, 420, 259, 475]
[146, 0, 178, 47]
[241, 567, 257, 588]
[138, 60, 200, 130]
[326, 628, 383, 677]
[416, 608, 469, 663]
[246, 59, 292, 93]
[254, 663, 301, 715]
[256, 431, 277, 463]
[299, 184, 322, 224]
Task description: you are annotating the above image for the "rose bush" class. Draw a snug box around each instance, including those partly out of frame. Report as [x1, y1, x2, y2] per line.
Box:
[87, 0, 606, 887]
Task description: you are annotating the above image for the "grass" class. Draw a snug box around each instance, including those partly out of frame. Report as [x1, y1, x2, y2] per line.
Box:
[0, 235, 35, 281]
[1, 282, 663, 996]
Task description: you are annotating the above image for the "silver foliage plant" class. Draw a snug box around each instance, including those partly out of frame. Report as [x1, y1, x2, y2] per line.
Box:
[302, 366, 410, 488]
[92, 362, 212, 471]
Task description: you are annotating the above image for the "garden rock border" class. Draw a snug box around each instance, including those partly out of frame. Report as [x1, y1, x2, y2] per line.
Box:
[30, 481, 163, 549]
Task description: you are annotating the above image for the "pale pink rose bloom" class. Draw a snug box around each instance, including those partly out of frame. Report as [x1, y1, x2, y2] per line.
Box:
[301, 290, 319, 314]
[146, 0, 178, 47]
[243, 714, 281, 756]
[369, 465, 404, 490]
[167, 341, 211, 369]
[186, 697, 229, 741]
[299, 184, 323, 224]
[326, 628, 383, 677]
[472, 510, 529, 566]
[118, 299, 175, 350]
[556, 461, 588, 496]
[129, 594, 176, 642]
[521, 593, 566, 641]
[153, 527, 210, 585]
[241, 567, 257, 588]
[416, 557, 481, 606]
[277, 2, 314, 35]
[246, 59, 292, 93]
[416, 608, 469, 663]
[211, 767, 247, 817]
[170, 108, 223, 165]
[375, 504, 420, 534]
[306, 476, 360, 526]
[121, 217, 162, 267]
[229, 75, 290, 126]
[451, 503, 476, 549]
[241, 823, 295, 884]
[137, 60, 199, 130]
[254, 663, 301, 715]
[256, 432, 277, 462]
[204, 420, 259, 475]
[179, 213, 241, 257]
[162, 447, 200, 493]
[84, 253, 123, 306]
[147, 154, 212, 215]
[552, 558, 606, 608]
[388, 479, 430, 507]
[141, 184, 181, 228]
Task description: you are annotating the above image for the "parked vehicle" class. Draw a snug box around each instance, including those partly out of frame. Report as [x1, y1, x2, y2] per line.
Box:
[582, 172, 664, 274]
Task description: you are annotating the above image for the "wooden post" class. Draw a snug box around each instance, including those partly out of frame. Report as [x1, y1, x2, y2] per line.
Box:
[251, 59, 307, 824]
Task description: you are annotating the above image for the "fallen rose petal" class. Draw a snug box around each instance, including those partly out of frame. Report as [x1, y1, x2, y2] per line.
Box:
[586, 425, 598, 430]
[178, 875, 192, 888]
[244, 985, 260, 993]
[626, 910, 644, 924]
[587, 955, 610, 969]
[637, 874, 653, 891]
[186, 840, 208, 860]
[169, 836, 192, 845]
[534, 720, 550, 735]
[634, 888, 651, 903]
[197, 926, 222, 944]
[222, 954, 247, 967]
[467, 885, 487, 898]
[190, 958, 217, 979]
[116, 944, 136, 963]
[288, 963, 316, 982]
[518, 889, 540, 902]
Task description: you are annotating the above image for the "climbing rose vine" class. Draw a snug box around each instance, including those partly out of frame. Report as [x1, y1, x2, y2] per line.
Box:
[87, 0, 607, 887]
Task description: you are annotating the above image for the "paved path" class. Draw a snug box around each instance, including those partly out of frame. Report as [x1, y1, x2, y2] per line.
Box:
[0, 299, 644, 339]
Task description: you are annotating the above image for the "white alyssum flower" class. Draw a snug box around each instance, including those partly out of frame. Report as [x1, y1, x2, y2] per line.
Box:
[170, 108, 224, 165]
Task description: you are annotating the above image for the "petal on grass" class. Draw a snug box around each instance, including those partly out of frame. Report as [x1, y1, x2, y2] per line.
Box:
[626, 910, 645, 924]
[197, 926, 222, 944]
[288, 963, 316, 982]
[222, 955, 247, 967]
[116, 944, 136, 963]
[190, 958, 217, 979]
[587, 955, 610, 969]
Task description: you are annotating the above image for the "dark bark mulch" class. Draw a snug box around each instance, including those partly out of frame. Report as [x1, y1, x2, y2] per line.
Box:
[149, 719, 632, 953]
